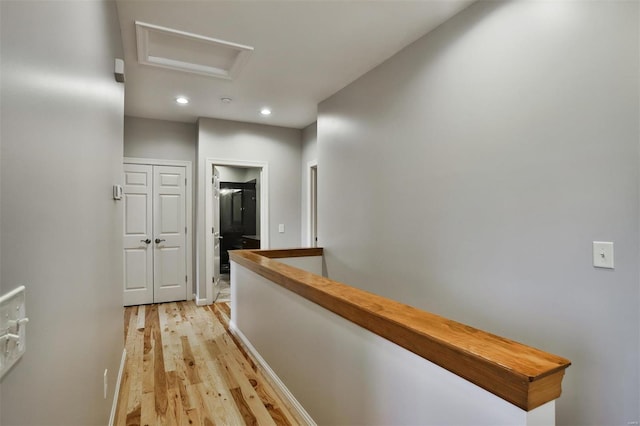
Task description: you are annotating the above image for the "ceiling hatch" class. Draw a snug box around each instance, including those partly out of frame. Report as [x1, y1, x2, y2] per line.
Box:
[135, 21, 254, 80]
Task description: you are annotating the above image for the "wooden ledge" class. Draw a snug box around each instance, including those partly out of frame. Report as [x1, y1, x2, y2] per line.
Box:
[253, 248, 323, 259]
[230, 248, 571, 411]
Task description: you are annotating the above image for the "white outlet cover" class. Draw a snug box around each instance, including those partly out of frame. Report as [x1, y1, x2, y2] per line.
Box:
[278, 224, 285, 233]
[593, 241, 614, 269]
[104, 369, 108, 399]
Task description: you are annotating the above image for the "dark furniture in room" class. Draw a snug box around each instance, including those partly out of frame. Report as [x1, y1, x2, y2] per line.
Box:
[240, 235, 260, 249]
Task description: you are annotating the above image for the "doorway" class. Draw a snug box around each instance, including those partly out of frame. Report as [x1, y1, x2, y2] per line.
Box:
[307, 160, 318, 247]
[123, 159, 193, 306]
[205, 159, 269, 304]
[219, 176, 259, 273]
[213, 166, 261, 302]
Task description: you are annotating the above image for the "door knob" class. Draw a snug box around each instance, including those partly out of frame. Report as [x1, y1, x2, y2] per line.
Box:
[155, 238, 166, 244]
[140, 239, 151, 244]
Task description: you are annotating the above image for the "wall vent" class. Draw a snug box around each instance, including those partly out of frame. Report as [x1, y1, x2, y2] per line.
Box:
[135, 21, 253, 80]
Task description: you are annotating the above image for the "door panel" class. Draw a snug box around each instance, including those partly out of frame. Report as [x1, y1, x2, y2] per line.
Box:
[124, 249, 149, 289]
[153, 166, 186, 303]
[125, 194, 149, 234]
[159, 195, 180, 232]
[123, 164, 153, 306]
[125, 171, 148, 186]
[160, 173, 180, 186]
[158, 247, 180, 285]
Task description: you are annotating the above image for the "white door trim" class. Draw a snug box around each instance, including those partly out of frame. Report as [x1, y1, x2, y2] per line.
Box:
[205, 158, 269, 304]
[124, 157, 193, 302]
[307, 160, 318, 247]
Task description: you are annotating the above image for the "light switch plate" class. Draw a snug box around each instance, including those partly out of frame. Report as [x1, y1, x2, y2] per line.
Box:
[0, 286, 27, 380]
[278, 224, 285, 233]
[593, 241, 614, 269]
[113, 184, 123, 200]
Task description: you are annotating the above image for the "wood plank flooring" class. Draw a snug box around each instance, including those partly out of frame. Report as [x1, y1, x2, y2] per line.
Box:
[115, 301, 304, 426]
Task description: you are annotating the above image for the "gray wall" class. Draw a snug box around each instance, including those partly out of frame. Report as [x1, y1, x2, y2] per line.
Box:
[300, 122, 317, 246]
[197, 118, 302, 298]
[124, 116, 196, 165]
[216, 165, 248, 183]
[124, 116, 197, 293]
[318, 2, 639, 425]
[0, 0, 3, 416]
[0, 1, 124, 424]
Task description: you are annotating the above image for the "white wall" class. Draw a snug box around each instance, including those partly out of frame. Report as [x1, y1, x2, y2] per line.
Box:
[274, 256, 322, 273]
[0, 2, 3, 416]
[124, 116, 196, 164]
[0, 1, 125, 424]
[232, 261, 555, 425]
[197, 117, 302, 298]
[318, 2, 639, 425]
[216, 165, 247, 182]
[300, 122, 317, 246]
[0, 0, 3, 415]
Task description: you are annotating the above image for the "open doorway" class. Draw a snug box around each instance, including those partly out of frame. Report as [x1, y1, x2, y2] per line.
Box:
[205, 159, 269, 304]
[307, 160, 318, 247]
[215, 166, 261, 302]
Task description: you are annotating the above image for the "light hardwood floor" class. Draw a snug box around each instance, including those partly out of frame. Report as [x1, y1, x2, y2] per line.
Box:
[114, 301, 303, 426]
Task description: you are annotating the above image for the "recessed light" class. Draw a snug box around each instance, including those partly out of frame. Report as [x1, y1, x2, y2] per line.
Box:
[176, 96, 189, 104]
[260, 108, 271, 116]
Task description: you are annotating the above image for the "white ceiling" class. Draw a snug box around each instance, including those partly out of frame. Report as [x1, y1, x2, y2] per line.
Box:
[116, 1, 473, 129]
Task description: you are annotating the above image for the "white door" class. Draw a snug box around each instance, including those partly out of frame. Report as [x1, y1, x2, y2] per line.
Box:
[123, 164, 187, 306]
[123, 164, 153, 306]
[153, 166, 187, 304]
[212, 166, 221, 296]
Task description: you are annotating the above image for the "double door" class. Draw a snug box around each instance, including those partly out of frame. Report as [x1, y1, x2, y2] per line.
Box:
[123, 164, 187, 306]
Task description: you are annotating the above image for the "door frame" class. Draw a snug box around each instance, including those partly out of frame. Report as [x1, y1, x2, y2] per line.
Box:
[205, 158, 269, 305]
[306, 160, 318, 247]
[124, 157, 193, 302]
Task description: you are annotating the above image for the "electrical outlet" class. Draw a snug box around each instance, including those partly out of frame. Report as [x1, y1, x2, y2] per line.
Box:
[104, 369, 108, 399]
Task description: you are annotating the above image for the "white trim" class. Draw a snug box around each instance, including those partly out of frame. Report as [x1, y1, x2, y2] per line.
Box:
[194, 294, 209, 306]
[108, 348, 127, 426]
[125, 157, 193, 168]
[0, 285, 25, 305]
[124, 158, 194, 303]
[135, 21, 253, 80]
[229, 321, 316, 426]
[205, 158, 269, 304]
[526, 401, 555, 426]
[306, 160, 318, 247]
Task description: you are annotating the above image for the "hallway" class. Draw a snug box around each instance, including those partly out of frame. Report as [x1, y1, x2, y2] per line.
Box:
[114, 301, 302, 425]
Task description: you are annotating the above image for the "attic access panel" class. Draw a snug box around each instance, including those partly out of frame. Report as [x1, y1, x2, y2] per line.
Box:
[135, 21, 254, 80]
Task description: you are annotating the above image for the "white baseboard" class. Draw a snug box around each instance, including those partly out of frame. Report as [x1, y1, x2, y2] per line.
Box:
[195, 298, 210, 306]
[108, 348, 127, 426]
[229, 320, 316, 426]
[194, 294, 210, 306]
